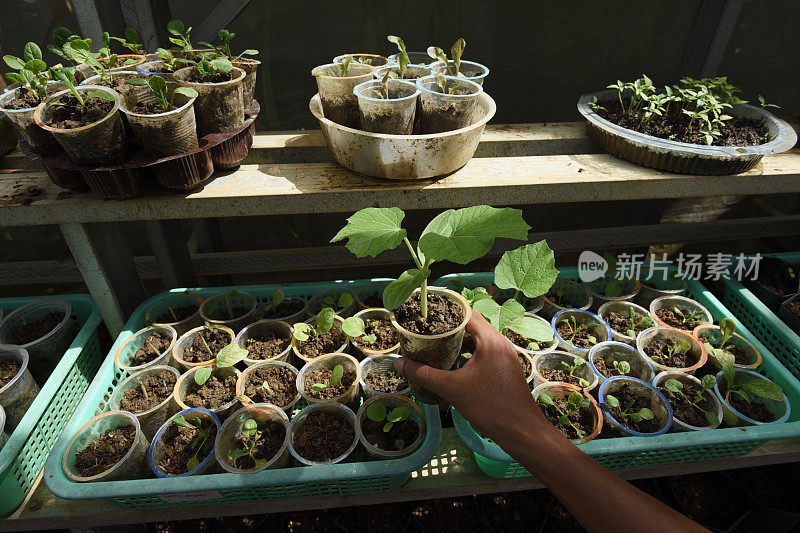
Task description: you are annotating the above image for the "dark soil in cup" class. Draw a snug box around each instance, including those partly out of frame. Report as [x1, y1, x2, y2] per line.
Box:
[361, 295, 383, 308]
[182, 328, 229, 363]
[320, 95, 360, 129]
[538, 395, 595, 440]
[605, 385, 661, 433]
[205, 304, 250, 322]
[787, 300, 800, 320]
[184, 373, 237, 410]
[157, 417, 217, 475]
[13, 311, 65, 345]
[541, 365, 589, 388]
[417, 100, 474, 134]
[155, 305, 198, 324]
[555, 320, 599, 349]
[144, 63, 168, 73]
[697, 332, 750, 365]
[1, 84, 65, 110]
[186, 70, 233, 83]
[364, 368, 408, 393]
[357, 317, 399, 351]
[298, 328, 347, 359]
[756, 268, 798, 296]
[594, 357, 642, 380]
[360, 92, 413, 134]
[729, 393, 776, 423]
[243, 365, 297, 407]
[644, 337, 698, 368]
[74, 424, 136, 477]
[120, 369, 176, 413]
[655, 307, 707, 330]
[232, 420, 286, 469]
[504, 329, 553, 352]
[361, 418, 419, 452]
[304, 368, 356, 400]
[0, 359, 22, 389]
[261, 298, 304, 319]
[244, 330, 291, 360]
[128, 332, 172, 367]
[43, 95, 114, 129]
[605, 311, 648, 337]
[546, 290, 581, 308]
[94, 76, 138, 94]
[292, 410, 354, 463]
[131, 100, 171, 115]
[395, 293, 463, 335]
[658, 380, 714, 427]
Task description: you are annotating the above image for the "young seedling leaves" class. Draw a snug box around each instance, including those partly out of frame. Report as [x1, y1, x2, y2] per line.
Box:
[701, 374, 717, 391]
[613, 360, 631, 375]
[329, 364, 344, 387]
[86, 89, 116, 101]
[316, 307, 336, 335]
[664, 378, 683, 393]
[173, 415, 192, 428]
[674, 339, 691, 354]
[451, 38, 466, 75]
[494, 241, 560, 299]
[242, 417, 258, 435]
[705, 410, 721, 428]
[186, 456, 200, 471]
[741, 378, 784, 402]
[395, 439, 406, 450]
[538, 393, 555, 406]
[338, 292, 354, 308]
[293, 322, 313, 342]
[383, 268, 431, 310]
[194, 366, 212, 386]
[719, 318, 736, 345]
[505, 316, 554, 343]
[472, 298, 525, 332]
[330, 207, 407, 258]
[341, 316, 366, 338]
[605, 394, 620, 409]
[366, 400, 387, 422]
[216, 342, 249, 367]
[387, 406, 409, 423]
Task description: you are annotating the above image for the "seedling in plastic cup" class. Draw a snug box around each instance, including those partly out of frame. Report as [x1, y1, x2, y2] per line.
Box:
[649, 338, 691, 365]
[311, 364, 344, 392]
[170, 415, 210, 471]
[365, 401, 410, 449]
[228, 418, 268, 468]
[127, 75, 198, 111]
[604, 394, 654, 423]
[560, 358, 591, 388]
[663, 376, 720, 427]
[557, 315, 598, 346]
[538, 391, 591, 439]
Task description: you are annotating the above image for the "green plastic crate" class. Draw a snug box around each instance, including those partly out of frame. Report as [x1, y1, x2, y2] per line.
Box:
[435, 270, 800, 478]
[44, 281, 442, 509]
[0, 295, 102, 515]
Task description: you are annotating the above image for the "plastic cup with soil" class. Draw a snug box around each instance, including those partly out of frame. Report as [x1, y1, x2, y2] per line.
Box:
[311, 62, 376, 129]
[114, 325, 178, 373]
[359, 354, 411, 398]
[232, 58, 261, 106]
[389, 287, 471, 404]
[0, 345, 40, 432]
[173, 65, 246, 137]
[0, 81, 67, 156]
[355, 280, 393, 309]
[145, 293, 204, 336]
[532, 382, 603, 444]
[236, 360, 300, 413]
[290, 315, 349, 364]
[388, 52, 434, 66]
[598, 301, 656, 346]
[214, 403, 291, 473]
[0, 298, 74, 382]
[174, 365, 241, 422]
[778, 293, 800, 335]
[636, 326, 707, 374]
[634, 267, 687, 308]
[0, 405, 7, 448]
[79, 71, 147, 96]
[100, 54, 146, 72]
[714, 368, 791, 426]
[288, 402, 358, 466]
[333, 53, 391, 67]
[539, 278, 593, 320]
[653, 371, 723, 431]
[588, 341, 655, 385]
[429, 60, 490, 85]
[743, 256, 799, 311]
[532, 351, 600, 392]
[493, 288, 544, 315]
[199, 290, 257, 334]
[172, 324, 236, 371]
[296, 352, 361, 408]
[0, 114, 16, 156]
[503, 313, 558, 361]
[235, 320, 293, 365]
[551, 309, 612, 358]
[350, 308, 401, 360]
[585, 276, 641, 313]
[354, 79, 420, 134]
[649, 295, 713, 333]
[598, 376, 673, 437]
[305, 286, 358, 318]
[374, 64, 433, 81]
[693, 323, 762, 371]
[258, 290, 307, 324]
[137, 60, 176, 81]
[63, 410, 149, 482]
[356, 395, 426, 459]
[148, 407, 221, 477]
[415, 75, 483, 134]
[109, 365, 180, 440]
[34, 85, 128, 166]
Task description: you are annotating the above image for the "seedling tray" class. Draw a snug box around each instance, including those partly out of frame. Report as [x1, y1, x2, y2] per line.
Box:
[0, 294, 102, 515]
[44, 280, 442, 509]
[434, 270, 800, 479]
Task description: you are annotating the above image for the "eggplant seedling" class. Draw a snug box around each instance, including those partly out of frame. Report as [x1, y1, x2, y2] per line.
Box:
[557, 316, 598, 346]
[127, 75, 198, 111]
[341, 316, 379, 345]
[387, 35, 410, 79]
[214, 342, 249, 368]
[48, 27, 84, 65]
[560, 358, 591, 388]
[167, 20, 193, 53]
[716, 342, 785, 419]
[322, 292, 354, 312]
[663, 376, 720, 427]
[154, 48, 187, 72]
[649, 338, 691, 364]
[228, 418, 268, 468]
[198, 29, 258, 62]
[170, 415, 210, 471]
[48, 67, 116, 108]
[3, 42, 49, 102]
[183, 55, 234, 79]
[702, 318, 737, 365]
[672, 307, 704, 326]
[604, 394, 654, 423]
[260, 288, 285, 316]
[538, 391, 591, 439]
[365, 401, 410, 449]
[623, 307, 655, 338]
[310, 364, 344, 392]
[194, 366, 212, 386]
[427, 38, 466, 76]
[612, 360, 631, 376]
[293, 308, 336, 342]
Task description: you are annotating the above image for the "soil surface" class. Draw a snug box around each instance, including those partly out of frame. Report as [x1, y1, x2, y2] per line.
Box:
[787, 300, 800, 320]
[205, 304, 250, 322]
[504, 329, 553, 352]
[655, 307, 707, 329]
[243, 365, 297, 407]
[644, 337, 698, 368]
[120, 369, 176, 413]
[605, 385, 661, 433]
[298, 328, 347, 359]
[157, 417, 217, 475]
[361, 295, 383, 308]
[659, 380, 715, 427]
[74, 425, 136, 477]
[292, 410, 354, 463]
[244, 331, 291, 360]
[304, 369, 356, 400]
[131, 100, 172, 115]
[261, 298, 304, 319]
[756, 267, 798, 296]
[541, 366, 589, 388]
[594, 356, 643, 380]
[361, 418, 419, 451]
[539, 395, 595, 440]
[232, 419, 286, 469]
[182, 328, 229, 363]
[128, 332, 171, 367]
[185, 70, 233, 83]
[155, 305, 197, 324]
[356, 317, 399, 351]
[44, 95, 114, 129]
[605, 311, 648, 337]
[364, 368, 408, 393]
[418, 100, 473, 134]
[13, 311, 65, 345]
[1, 84, 65, 110]
[545, 290, 580, 308]
[697, 332, 749, 365]
[730, 392, 776, 423]
[555, 320, 599, 349]
[395, 293, 463, 335]
[0, 360, 22, 389]
[184, 373, 237, 410]
[95, 77, 138, 94]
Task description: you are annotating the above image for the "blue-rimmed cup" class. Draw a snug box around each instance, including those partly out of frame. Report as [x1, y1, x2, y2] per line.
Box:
[415, 75, 483, 133]
[551, 308, 612, 358]
[354, 79, 420, 134]
[598, 376, 673, 437]
[149, 407, 221, 477]
[714, 368, 791, 426]
[429, 59, 489, 85]
[588, 341, 655, 385]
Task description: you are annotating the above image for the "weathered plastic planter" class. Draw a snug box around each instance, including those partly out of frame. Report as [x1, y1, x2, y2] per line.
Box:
[551, 309, 612, 358]
[539, 278, 593, 319]
[532, 350, 600, 392]
[650, 295, 713, 334]
[149, 407, 221, 477]
[144, 293, 204, 336]
[356, 395, 426, 459]
[0, 82, 66, 156]
[199, 290, 257, 333]
[109, 365, 181, 440]
[359, 354, 411, 398]
[0, 345, 40, 432]
[113, 325, 178, 372]
[532, 382, 602, 444]
[415, 75, 483, 134]
[214, 403, 291, 473]
[232, 58, 260, 107]
[429, 60, 490, 85]
[174, 365, 242, 421]
[597, 300, 654, 346]
[235, 320, 293, 365]
[693, 324, 762, 371]
[350, 308, 400, 359]
[653, 371, 723, 432]
[296, 352, 361, 409]
[171, 325, 236, 371]
[173, 66, 246, 136]
[714, 369, 791, 426]
[287, 402, 358, 466]
[636, 327, 708, 375]
[354, 79, 419, 134]
[119, 87, 199, 157]
[588, 341, 655, 385]
[598, 376, 673, 437]
[311, 62, 375, 129]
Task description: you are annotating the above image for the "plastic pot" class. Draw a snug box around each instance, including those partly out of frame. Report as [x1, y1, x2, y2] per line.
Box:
[415, 75, 483, 134]
[290, 315, 349, 365]
[540, 278, 593, 319]
[635, 267, 687, 308]
[650, 295, 713, 334]
[145, 293, 204, 336]
[356, 395, 426, 459]
[588, 341, 655, 385]
[311, 62, 376, 129]
[389, 287, 472, 404]
[429, 60, 490, 85]
[777, 293, 800, 335]
[232, 58, 260, 107]
[62, 410, 149, 482]
[102, 54, 146, 72]
[259, 296, 307, 324]
[306, 286, 358, 318]
[714, 369, 790, 426]
[744, 257, 800, 312]
[174, 365, 241, 421]
[0, 82, 66, 156]
[493, 289, 544, 315]
[586, 277, 641, 313]
[597, 300, 655, 346]
[109, 365, 181, 440]
[296, 352, 361, 409]
[34, 85, 128, 166]
[355, 280, 392, 309]
[506, 313, 558, 359]
[136, 60, 175, 81]
[693, 324, 762, 371]
[236, 360, 301, 413]
[333, 53, 391, 67]
[354, 79, 419, 134]
[214, 403, 291, 473]
[374, 64, 433, 80]
[532, 382, 603, 444]
[114, 325, 178, 372]
[288, 402, 358, 466]
[532, 350, 600, 392]
[388, 52, 433, 66]
[359, 354, 411, 398]
[653, 371, 723, 432]
[0, 345, 40, 432]
[119, 85, 199, 157]
[235, 320, 293, 365]
[551, 309, 612, 358]
[199, 290, 257, 334]
[172, 325, 236, 371]
[636, 327, 708, 374]
[350, 308, 400, 359]
[79, 71, 145, 96]
[598, 376, 673, 437]
[0, 114, 16, 155]
[173, 66, 246, 136]
[149, 407, 221, 477]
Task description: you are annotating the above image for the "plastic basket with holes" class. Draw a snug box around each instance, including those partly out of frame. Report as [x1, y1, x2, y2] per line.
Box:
[0, 295, 102, 515]
[435, 270, 800, 479]
[43, 281, 441, 509]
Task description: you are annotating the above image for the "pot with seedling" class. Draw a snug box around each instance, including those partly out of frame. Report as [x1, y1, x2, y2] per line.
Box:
[552, 309, 612, 357]
[714, 360, 789, 426]
[635, 267, 687, 307]
[0, 345, 40, 432]
[598, 301, 655, 346]
[289, 402, 358, 466]
[533, 382, 603, 444]
[427, 38, 489, 85]
[215, 403, 290, 473]
[599, 376, 672, 436]
[354, 75, 419, 135]
[137, 48, 187, 81]
[165, 19, 215, 60]
[174, 364, 241, 421]
[374, 36, 432, 81]
[540, 278, 593, 319]
[744, 256, 799, 311]
[145, 293, 204, 336]
[149, 408, 220, 477]
[109, 365, 180, 440]
[296, 353, 361, 408]
[650, 295, 712, 333]
[695, 318, 762, 371]
[355, 280, 393, 309]
[258, 288, 307, 324]
[291, 309, 349, 364]
[344, 309, 401, 359]
[333, 206, 529, 403]
[174, 55, 246, 136]
[235, 319, 293, 364]
[306, 287, 357, 318]
[586, 254, 641, 312]
[654, 372, 722, 431]
[359, 354, 411, 398]
[171, 323, 236, 370]
[62, 410, 149, 482]
[236, 360, 301, 413]
[199, 290, 257, 333]
[198, 29, 260, 106]
[532, 351, 600, 392]
[312, 58, 376, 129]
[357, 395, 426, 459]
[588, 341, 655, 385]
[636, 326, 707, 374]
[415, 74, 483, 134]
[114, 325, 178, 372]
[63, 37, 142, 95]
[333, 53, 391, 67]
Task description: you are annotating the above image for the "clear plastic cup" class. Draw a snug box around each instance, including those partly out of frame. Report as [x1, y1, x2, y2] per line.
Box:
[714, 369, 791, 427]
[199, 291, 257, 334]
[374, 64, 433, 81]
[149, 407, 221, 477]
[172, 325, 236, 371]
[551, 309, 612, 358]
[114, 325, 178, 373]
[215, 403, 291, 473]
[415, 75, 483, 133]
[532, 382, 603, 444]
[540, 279, 593, 319]
[649, 295, 713, 334]
[354, 79, 419, 134]
[588, 341, 655, 385]
[350, 308, 400, 360]
[0, 81, 66, 156]
[109, 365, 180, 441]
[635, 267, 687, 307]
[305, 286, 358, 318]
[429, 60, 490, 85]
[653, 371, 723, 431]
[0, 298, 74, 382]
[296, 353, 361, 409]
[236, 360, 301, 413]
[174, 365, 242, 422]
[333, 53, 390, 67]
[235, 320, 293, 365]
[232, 58, 260, 106]
[288, 402, 358, 466]
[311, 62, 376, 129]
[597, 301, 654, 346]
[586, 277, 640, 313]
[388, 52, 433, 66]
[172, 66, 246, 137]
[0, 345, 39, 432]
[693, 324, 762, 371]
[257, 296, 307, 324]
[507, 313, 558, 358]
[359, 354, 411, 398]
[598, 376, 673, 437]
[532, 350, 599, 392]
[119, 84, 199, 157]
[0, 405, 6, 448]
[290, 315, 349, 365]
[355, 280, 392, 309]
[356, 395, 426, 459]
[493, 289, 544, 315]
[62, 410, 149, 482]
[636, 327, 707, 374]
[145, 293, 204, 336]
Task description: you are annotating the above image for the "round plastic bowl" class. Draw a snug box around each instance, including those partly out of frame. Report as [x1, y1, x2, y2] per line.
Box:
[354, 280, 393, 309]
[532, 382, 603, 444]
[149, 407, 221, 477]
[693, 324, 762, 371]
[296, 352, 361, 408]
[114, 325, 178, 372]
[551, 308, 612, 357]
[235, 320, 294, 366]
[636, 326, 708, 374]
[236, 360, 301, 413]
[288, 402, 359, 466]
[635, 267, 687, 307]
[598, 376, 673, 437]
[588, 341, 655, 385]
[214, 403, 291, 473]
[714, 369, 791, 426]
[429, 60, 489, 85]
[356, 395, 426, 459]
[649, 295, 713, 334]
[653, 371, 723, 432]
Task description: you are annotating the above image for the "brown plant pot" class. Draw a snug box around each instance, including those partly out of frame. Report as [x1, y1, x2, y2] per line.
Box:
[173, 66, 246, 137]
[232, 58, 260, 107]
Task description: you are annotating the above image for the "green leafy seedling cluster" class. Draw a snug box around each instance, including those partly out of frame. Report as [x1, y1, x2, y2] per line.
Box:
[293, 308, 336, 342]
[672, 306, 705, 326]
[127, 75, 198, 111]
[322, 292, 354, 311]
[167, 20, 193, 52]
[3, 43, 49, 102]
[365, 401, 410, 450]
[387, 35, 409, 79]
[538, 391, 591, 439]
[623, 306, 655, 338]
[48, 66, 115, 108]
[198, 29, 258, 62]
[171, 415, 210, 471]
[228, 418, 269, 468]
[649, 338, 691, 365]
[557, 315, 598, 347]
[612, 359, 631, 376]
[604, 394, 654, 424]
[703, 318, 737, 365]
[261, 288, 285, 315]
[184, 54, 233, 79]
[560, 358, 591, 388]
[341, 316, 380, 345]
[154, 48, 188, 72]
[427, 38, 466, 77]
[310, 364, 344, 392]
[663, 375, 720, 427]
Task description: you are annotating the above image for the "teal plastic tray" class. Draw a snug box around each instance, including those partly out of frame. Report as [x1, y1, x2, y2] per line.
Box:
[44, 281, 442, 509]
[0, 295, 102, 515]
[435, 270, 800, 478]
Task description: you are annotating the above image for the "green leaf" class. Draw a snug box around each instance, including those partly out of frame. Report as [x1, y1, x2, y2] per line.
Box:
[127, 77, 147, 86]
[387, 406, 409, 423]
[173, 86, 199, 99]
[243, 418, 258, 432]
[338, 293, 354, 308]
[53, 26, 74, 47]
[240, 49, 259, 56]
[194, 366, 212, 386]
[605, 394, 620, 409]
[293, 322, 312, 342]
[173, 415, 192, 428]
[64, 39, 95, 63]
[664, 378, 683, 393]
[473, 298, 524, 332]
[628, 413, 642, 422]
[719, 318, 736, 344]
[186, 456, 200, 471]
[311, 383, 327, 392]
[705, 410, 720, 428]
[4, 72, 26, 84]
[558, 414, 570, 426]
[216, 342, 249, 367]
[228, 448, 248, 459]
[538, 393, 554, 406]
[125, 27, 139, 43]
[366, 401, 387, 422]
[387, 35, 407, 54]
[741, 378, 784, 402]
[395, 439, 406, 450]
[329, 364, 344, 387]
[210, 56, 233, 73]
[674, 339, 691, 354]
[417, 206, 530, 265]
[494, 241, 559, 299]
[316, 307, 336, 335]
[638, 408, 654, 420]
[383, 268, 431, 310]
[167, 20, 185, 36]
[330, 208, 407, 258]
[23, 42, 42, 62]
[238, 394, 253, 404]
[3, 55, 25, 70]
[272, 288, 285, 308]
[148, 74, 167, 95]
[701, 374, 717, 391]
[341, 316, 365, 337]
[383, 421, 394, 432]
[506, 316, 554, 343]
[23, 59, 46, 75]
[713, 344, 736, 387]
[567, 391, 584, 405]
